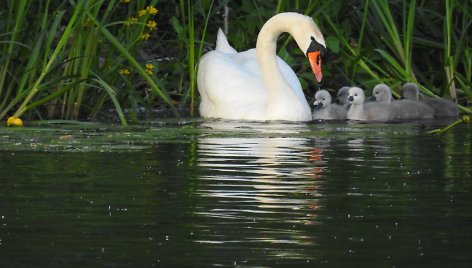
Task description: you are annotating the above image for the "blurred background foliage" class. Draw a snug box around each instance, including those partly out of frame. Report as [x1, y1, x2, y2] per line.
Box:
[0, 0, 471, 124]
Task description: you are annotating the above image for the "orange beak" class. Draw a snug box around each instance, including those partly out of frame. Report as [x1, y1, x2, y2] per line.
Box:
[308, 51, 322, 83]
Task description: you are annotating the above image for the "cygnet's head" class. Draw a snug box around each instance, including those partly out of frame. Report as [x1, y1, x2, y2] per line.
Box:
[372, 84, 392, 104]
[336, 86, 350, 104]
[347, 87, 365, 105]
[313, 90, 332, 109]
[402, 83, 420, 101]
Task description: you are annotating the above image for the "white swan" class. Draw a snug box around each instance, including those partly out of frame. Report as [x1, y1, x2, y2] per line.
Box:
[347, 87, 400, 122]
[197, 12, 326, 121]
[312, 90, 347, 120]
[372, 84, 434, 119]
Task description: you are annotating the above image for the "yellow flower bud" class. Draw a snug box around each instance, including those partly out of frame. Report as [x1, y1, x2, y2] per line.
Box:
[463, 115, 470, 123]
[119, 68, 131, 75]
[138, 10, 147, 17]
[141, 33, 150, 40]
[147, 6, 158, 15]
[7, 117, 23, 127]
[124, 17, 137, 26]
[146, 20, 157, 30]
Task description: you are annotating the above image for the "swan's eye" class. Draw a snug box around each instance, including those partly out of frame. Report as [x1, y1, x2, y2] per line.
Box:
[355, 94, 358, 96]
[307, 36, 326, 57]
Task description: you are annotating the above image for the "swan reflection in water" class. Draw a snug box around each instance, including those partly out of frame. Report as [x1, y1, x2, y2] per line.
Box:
[193, 120, 327, 258]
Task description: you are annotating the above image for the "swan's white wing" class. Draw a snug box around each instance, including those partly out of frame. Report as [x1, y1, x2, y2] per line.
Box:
[215, 29, 237, 54]
[197, 49, 268, 120]
[275, 57, 305, 103]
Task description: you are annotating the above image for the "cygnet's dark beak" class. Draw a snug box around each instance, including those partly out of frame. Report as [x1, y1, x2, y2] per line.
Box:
[313, 102, 323, 111]
[348, 96, 354, 102]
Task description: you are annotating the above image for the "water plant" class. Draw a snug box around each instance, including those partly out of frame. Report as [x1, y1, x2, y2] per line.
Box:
[427, 115, 471, 134]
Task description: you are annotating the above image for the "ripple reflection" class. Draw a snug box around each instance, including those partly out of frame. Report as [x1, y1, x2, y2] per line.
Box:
[193, 121, 326, 261]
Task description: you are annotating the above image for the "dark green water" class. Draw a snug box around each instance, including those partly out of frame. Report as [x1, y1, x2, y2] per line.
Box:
[1, 119, 471, 267]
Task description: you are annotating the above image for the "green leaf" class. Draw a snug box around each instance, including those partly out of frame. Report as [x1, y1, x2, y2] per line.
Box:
[374, 48, 406, 78]
[326, 36, 340, 54]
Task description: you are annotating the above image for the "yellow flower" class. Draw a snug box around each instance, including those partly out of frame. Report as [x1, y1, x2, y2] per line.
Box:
[138, 10, 147, 17]
[124, 17, 137, 26]
[146, 20, 157, 30]
[146, 6, 158, 15]
[145, 63, 154, 75]
[141, 33, 150, 40]
[6, 116, 23, 127]
[119, 68, 131, 75]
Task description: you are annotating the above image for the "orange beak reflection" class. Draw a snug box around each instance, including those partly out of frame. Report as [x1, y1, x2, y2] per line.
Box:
[308, 51, 322, 83]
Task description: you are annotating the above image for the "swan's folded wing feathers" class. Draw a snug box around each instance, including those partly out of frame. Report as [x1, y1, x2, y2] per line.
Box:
[215, 28, 237, 54]
[276, 57, 305, 102]
[197, 50, 268, 119]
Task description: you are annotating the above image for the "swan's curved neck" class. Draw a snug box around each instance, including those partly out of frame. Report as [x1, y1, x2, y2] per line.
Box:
[256, 15, 294, 98]
[253, 13, 319, 120]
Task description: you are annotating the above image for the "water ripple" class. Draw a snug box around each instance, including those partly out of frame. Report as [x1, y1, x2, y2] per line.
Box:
[193, 122, 325, 255]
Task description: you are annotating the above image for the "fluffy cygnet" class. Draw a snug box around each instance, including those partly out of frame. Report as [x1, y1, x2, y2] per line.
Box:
[402, 83, 459, 117]
[347, 87, 400, 122]
[372, 84, 434, 119]
[336, 86, 351, 106]
[313, 90, 347, 120]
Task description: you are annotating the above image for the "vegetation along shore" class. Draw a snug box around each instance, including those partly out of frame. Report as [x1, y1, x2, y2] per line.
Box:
[1, 0, 470, 126]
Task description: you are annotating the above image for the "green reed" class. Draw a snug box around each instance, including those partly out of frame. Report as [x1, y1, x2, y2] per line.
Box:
[0, 0, 175, 125]
[173, 0, 214, 115]
[0, 1, 470, 124]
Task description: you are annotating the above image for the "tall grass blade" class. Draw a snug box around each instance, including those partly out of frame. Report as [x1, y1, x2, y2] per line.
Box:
[91, 13, 179, 116]
[93, 76, 128, 126]
[12, 1, 86, 118]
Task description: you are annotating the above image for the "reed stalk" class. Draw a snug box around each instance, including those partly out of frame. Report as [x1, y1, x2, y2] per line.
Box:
[0, 1, 470, 123]
[12, 1, 85, 119]
[186, 0, 195, 116]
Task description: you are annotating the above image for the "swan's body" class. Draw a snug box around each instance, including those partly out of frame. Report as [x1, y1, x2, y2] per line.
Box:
[372, 84, 434, 119]
[402, 83, 459, 118]
[347, 87, 400, 122]
[197, 12, 326, 121]
[312, 90, 347, 120]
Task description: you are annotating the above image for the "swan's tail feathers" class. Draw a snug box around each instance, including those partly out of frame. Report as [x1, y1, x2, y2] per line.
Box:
[215, 28, 237, 54]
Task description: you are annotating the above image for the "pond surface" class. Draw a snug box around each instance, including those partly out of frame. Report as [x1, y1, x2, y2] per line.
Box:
[1, 119, 471, 267]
